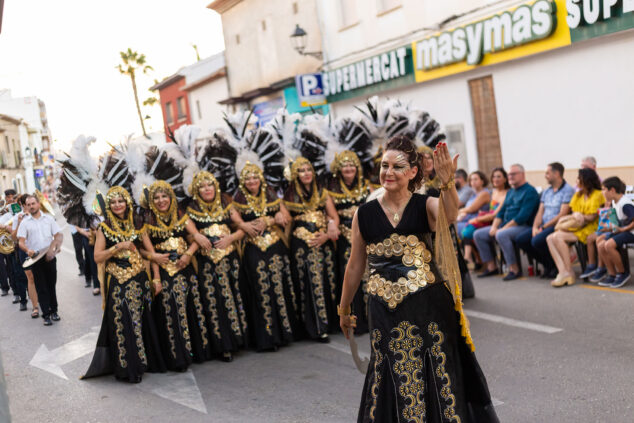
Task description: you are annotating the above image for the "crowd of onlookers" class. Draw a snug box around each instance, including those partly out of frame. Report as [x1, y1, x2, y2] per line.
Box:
[454, 156, 634, 289]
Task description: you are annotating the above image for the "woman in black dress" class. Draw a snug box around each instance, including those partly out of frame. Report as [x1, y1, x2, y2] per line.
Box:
[230, 162, 296, 351]
[327, 151, 372, 334]
[186, 171, 248, 362]
[339, 137, 498, 422]
[83, 186, 165, 383]
[142, 180, 212, 370]
[284, 157, 340, 342]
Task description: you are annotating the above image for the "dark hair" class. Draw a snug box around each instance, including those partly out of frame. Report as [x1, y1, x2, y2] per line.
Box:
[548, 162, 565, 176]
[17, 194, 29, 206]
[384, 135, 423, 192]
[470, 170, 489, 187]
[455, 169, 468, 181]
[490, 167, 510, 190]
[4, 189, 16, 197]
[577, 168, 601, 193]
[24, 194, 38, 203]
[602, 176, 626, 194]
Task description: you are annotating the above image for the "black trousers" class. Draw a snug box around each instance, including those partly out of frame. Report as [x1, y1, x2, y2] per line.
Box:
[9, 252, 27, 305]
[0, 253, 9, 292]
[81, 237, 98, 288]
[71, 232, 85, 272]
[30, 258, 57, 318]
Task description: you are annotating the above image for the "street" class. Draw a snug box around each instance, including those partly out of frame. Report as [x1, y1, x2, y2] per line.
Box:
[1, 225, 633, 423]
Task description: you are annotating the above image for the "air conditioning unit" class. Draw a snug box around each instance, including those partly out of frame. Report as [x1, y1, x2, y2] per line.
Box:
[444, 124, 468, 171]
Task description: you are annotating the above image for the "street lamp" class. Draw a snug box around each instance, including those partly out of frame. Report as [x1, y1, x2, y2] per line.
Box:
[290, 24, 322, 60]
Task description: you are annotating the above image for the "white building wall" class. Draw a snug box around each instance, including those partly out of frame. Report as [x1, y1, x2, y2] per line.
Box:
[189, 77, 229, 134]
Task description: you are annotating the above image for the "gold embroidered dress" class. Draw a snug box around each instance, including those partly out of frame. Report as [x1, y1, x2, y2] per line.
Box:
[284, 174, 338, 339]
[187, 181, 247, 355]
[356, 194, 498, 423]
[233, 185, 295, 351]
[327, 158, 371, 334]
[146, 183, 210, 369]
[83, 187, 166, 383]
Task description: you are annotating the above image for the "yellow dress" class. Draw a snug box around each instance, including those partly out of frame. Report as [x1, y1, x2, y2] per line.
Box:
[570, 190, 605, 243]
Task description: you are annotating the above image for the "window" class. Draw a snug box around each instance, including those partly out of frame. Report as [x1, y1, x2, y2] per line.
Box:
[339, 0, 358, 28]
[176, 96, 186, 119]
[235, 34, 240, 44]
[292, 2, 298, 14]
[196, 100, 202, 120]
[165, 102, 173, 124]
[376, 0, 401, 15]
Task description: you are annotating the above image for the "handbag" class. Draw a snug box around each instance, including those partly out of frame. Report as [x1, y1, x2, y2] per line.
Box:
[555, 214, 583, 232]
[468, 210, 494, 229]
[597, 207, 619, 233]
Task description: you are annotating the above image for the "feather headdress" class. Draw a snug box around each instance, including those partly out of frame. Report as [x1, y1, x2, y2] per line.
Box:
[162, 124, 202, 196]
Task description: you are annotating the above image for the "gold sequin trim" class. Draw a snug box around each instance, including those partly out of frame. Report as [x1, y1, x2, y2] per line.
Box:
[389, 321, 425, 422]
[295, 210, 327, 228]
[428, 322, 461, 422]
[111, 285, 127, 369]
[155, 236, 188, 276]
[217, 259, 242, 337]
[366, 234, 435, 309]
[256, 260, 273, 336]
[369, 329, 383, 421]
[173, 274, 192, 353]
[202, 262, 221, 340]
[269, 255, 292, 334]
[307, 248, 328, 329]
[125, 280, 146, 365]
[293, 226, 319, 244]
[189, 273, 209, 348]
[106, 250, 145, 284]
[247, 231, 281, 252]
[199, 224, 235, 263]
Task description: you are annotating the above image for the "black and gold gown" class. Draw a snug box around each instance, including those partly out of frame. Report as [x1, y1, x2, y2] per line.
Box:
[147, 211, 210, 369]
[327, 176, 371, 334]
[233, 187, 296, 351]
[187, 195, 248, 355]
[83, 218, 166, 383]
[356, 194, 498, 422]
[284, 183, 338, 339]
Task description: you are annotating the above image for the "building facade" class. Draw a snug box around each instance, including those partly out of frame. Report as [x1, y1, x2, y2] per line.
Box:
[0, 89, 53, 192]
[314, 0, 634, 186]
[208, 0, 328, 123]
[0, 114, 30, 193]
[151, 75, 192, 142]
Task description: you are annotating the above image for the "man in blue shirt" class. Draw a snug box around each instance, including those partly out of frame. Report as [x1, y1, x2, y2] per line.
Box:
[515, 162, 575, 279]
[474, 164, 540, 281]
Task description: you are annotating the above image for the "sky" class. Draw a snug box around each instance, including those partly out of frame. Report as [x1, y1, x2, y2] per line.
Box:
[0, 0, 225, 153]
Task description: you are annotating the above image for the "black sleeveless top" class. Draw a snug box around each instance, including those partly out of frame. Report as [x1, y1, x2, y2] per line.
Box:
[357, 193, 441, 309]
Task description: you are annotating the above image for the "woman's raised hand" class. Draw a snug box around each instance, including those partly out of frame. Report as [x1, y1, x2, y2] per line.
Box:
[433, 142, 459, 185]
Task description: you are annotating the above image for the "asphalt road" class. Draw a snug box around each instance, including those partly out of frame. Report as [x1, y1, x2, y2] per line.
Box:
[0, 225, 632, 422]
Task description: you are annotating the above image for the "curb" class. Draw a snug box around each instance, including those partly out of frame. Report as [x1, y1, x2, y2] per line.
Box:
[0, 349, 10, 423]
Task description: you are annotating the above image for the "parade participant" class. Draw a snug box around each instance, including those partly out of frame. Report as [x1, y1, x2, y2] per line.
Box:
[230, 163, 296, 351]
[17, 195, 63, 326]
[327, 151, 372, 334]
[82, 186, 166, 383]
[11, 194, 38, 317]
[70, 225, 86, 276]
[76, 218, 101, 294]
[0, 189, 19, 302]
[339, 136, 498, 422]
[284, 157, 340, 342]
[187, 171, 248, 362]
[142, 181, 212, 370]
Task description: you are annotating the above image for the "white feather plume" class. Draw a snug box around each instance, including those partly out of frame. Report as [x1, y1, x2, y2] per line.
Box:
[235, 149, 264, 176]
[265, 108, 302, 166]
[163, 124, 202, 195]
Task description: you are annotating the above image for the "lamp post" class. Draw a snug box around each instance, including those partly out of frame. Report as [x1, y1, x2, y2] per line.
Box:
[290, 24, 323, 60]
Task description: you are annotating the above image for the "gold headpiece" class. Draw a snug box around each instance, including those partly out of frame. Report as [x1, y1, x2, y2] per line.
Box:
[418, 145, 433, 156]
[148, 180, 178, 223]
[330, 150, 361, 175]
[290, 157, 313, 182]
[190, 171, 222, 212]
[238, 162, 266, 193]
[103, 186, 137, 239]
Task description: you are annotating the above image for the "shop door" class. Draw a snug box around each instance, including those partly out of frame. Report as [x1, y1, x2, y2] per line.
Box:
[468, 76, 503, 173]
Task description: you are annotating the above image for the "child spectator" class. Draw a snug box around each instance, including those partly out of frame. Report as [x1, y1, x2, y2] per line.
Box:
[595, 177, 634, 288]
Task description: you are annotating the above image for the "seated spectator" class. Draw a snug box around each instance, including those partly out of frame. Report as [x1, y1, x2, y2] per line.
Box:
[516, 162, 575, 279]
[595, 177, 634, 288]
[580, 156, 597, 171]
[455, 169, 474, 207]
[474, 164, 539, 281]
[546, 168, 604, 287]
[461, 167, 509, 240]
[456, 171, 492, 268]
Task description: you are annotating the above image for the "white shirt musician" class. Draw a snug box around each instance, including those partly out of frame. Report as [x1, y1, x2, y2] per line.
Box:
[17, 195, 63, 326]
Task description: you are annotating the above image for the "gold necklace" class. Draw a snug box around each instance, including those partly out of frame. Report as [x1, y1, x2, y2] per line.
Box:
[380, 194, 412, 223]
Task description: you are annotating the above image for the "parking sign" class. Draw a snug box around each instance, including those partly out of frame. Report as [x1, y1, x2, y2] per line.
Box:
[295, 73, 327, 107]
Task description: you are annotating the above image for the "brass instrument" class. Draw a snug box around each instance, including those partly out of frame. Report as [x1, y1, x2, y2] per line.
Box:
[0, 216, 14, 254]
[35, 190, 55, 216]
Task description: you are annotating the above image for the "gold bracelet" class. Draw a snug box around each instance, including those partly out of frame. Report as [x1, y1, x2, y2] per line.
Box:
[182, 252, 192, 258]
[152, 278, 161, 285]
[337, 304, 351, 316]
[440, 178, 456, 191]
[109, 245, 117, 254]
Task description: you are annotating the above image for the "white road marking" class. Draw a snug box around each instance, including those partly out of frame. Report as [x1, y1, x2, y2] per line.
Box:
[465, 309, 563, 334]
[137, 370, 207, 414]
[29, 327, 100, 380]
[61, 246, 75, 255]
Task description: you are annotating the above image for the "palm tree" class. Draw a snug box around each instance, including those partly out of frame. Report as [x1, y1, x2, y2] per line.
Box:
[116, 48, 153, 137]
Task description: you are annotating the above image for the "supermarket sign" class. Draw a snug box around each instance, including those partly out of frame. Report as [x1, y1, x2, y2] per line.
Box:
[413, 0, 634, 83]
